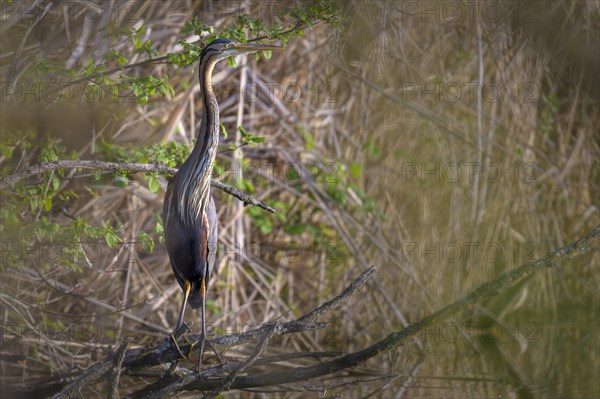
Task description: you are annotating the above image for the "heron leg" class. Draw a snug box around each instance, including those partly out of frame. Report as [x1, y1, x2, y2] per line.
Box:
[171, 280, 191, 359]
[195, 277, 223, 371]
[196, 277, 207, 370]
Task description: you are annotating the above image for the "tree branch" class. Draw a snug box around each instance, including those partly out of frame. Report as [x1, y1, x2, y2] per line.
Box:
[298, 265, 376, 323]
[207, 323, 277, 398]
[0, 160, 276, 213]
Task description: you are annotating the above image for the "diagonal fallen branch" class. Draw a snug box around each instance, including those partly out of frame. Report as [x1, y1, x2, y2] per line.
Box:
[0, 160, 276, 213]
[174, 224, 599, 393]
[5, 225, 598, 398]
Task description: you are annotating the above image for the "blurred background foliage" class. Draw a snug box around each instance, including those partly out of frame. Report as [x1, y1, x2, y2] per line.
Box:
[0, 0, 598, 397]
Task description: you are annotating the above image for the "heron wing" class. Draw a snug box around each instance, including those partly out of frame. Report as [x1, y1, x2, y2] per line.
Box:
[164, 187, 218, 308]
[187, 196, 218, 308]
[164, 205, 196, 288]
[206, 195, 219, 280]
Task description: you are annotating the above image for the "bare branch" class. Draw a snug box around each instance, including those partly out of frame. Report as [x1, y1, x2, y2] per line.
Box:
[298, 266, 377, 323]
[207, 323, 278, 398]
[5, 3, 53, 93]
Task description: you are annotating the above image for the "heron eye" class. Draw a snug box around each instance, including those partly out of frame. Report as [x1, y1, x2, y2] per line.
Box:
[225, 43, 233, 49]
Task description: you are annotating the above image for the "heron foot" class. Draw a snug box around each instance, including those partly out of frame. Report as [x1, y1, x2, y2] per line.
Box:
[170, 323, 193, 359]
[194, 335, 224, 371]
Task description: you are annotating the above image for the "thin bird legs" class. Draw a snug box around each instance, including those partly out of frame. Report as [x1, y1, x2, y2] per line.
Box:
[170, 278, 222, 369]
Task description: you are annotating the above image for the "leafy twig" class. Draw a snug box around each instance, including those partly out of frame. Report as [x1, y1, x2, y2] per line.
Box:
[0, 159, 276, 213]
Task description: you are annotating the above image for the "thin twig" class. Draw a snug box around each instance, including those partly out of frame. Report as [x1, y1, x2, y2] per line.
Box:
[5, 2, 53, 93]
[471, 6, 484, 223]
[207, 323, 278, 398]
[298, 266, 377, 323]
[107, 342, 128, 399]
[131, 371, 202, 399]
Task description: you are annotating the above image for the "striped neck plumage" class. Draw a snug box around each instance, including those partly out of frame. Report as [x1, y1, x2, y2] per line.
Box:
[176, 55, 220, 225]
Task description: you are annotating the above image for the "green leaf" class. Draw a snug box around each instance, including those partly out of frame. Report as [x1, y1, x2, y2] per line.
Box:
[349, 162, 362, 178]
[105, 232, 117, 248]
[51, 175, 60, 191]
[205, 299, 221, 316]
[132, 35, 141, 49]
[155, 221, 164, 235]
[148, 175, 160, 193]
[285, 224, 305, 235]
[299, 127, 314, 150]
[363, 140, 381, 159]
[30, 195, 38, 211]
[220, 124, 228, 139]
[138, 231, 155, 252]
[3, 146, 13, 158]
[44, 196, 52, 212]
[259, 221, 272, 234]
[237, 178, 255, 193]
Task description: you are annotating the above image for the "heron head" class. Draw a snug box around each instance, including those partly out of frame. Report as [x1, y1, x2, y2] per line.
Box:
[201, 37, 283, 63]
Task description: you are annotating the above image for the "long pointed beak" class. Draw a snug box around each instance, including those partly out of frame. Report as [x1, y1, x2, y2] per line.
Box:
[233, 43, 284, 52]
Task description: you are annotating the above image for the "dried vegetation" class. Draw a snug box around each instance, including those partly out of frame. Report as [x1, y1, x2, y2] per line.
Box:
[0, 0, 598, 398]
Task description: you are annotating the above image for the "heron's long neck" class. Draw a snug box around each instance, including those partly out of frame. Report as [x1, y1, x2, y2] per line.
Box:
[178, 59, 220, 223]
[192, 59, 220, 187]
